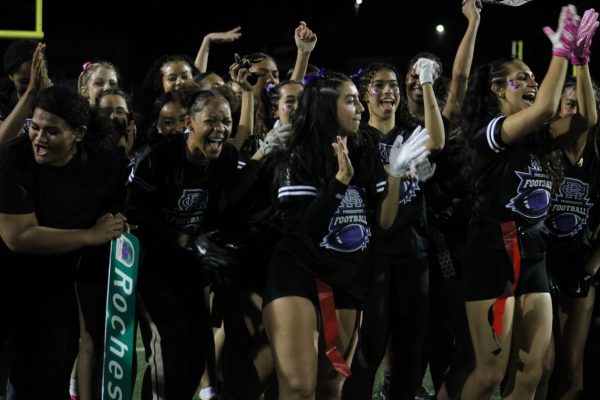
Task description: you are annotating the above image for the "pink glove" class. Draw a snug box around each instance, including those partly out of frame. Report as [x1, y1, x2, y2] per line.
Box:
[543, 5, 580, 58]
[571, 8, 599, 65]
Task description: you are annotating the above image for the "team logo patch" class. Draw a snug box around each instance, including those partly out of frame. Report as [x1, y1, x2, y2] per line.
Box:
[321, 186, 371, 252]
[178, 189, 207, 211]
[506, 158, 552, 219]
[115, 235, 135, 268]
[399, 179, 420, 205]
[546, 177, 592, 237]
[379, 142, 391, 164]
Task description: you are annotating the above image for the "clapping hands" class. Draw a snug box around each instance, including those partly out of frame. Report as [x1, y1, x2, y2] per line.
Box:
[389, 126, 432, 179]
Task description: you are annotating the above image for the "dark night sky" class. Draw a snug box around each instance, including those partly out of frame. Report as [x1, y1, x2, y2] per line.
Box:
[1, 0, 599, 91]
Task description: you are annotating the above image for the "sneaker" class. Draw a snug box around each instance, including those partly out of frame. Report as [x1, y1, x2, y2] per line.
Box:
[414, 385, 436, 400]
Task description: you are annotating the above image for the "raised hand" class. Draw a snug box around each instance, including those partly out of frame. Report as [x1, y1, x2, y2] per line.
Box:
[543, 4, 580, 58]
[571, 8, 599, 65]
[332, 135, 354, 185]
[294, 21, 317, 53]
[412, 58, 441, 86]
[29, 43, 51, 95]
[462, 0, 482, 23]
[203, 26, 242, 44]
[228, 62, 253, 92]
[388, 126, 431, 178]
[195, 26, 242, 72]
[259, 124, 293, 155]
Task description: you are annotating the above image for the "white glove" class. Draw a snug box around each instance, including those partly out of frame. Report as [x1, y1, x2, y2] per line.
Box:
[389, 126, 431, 178]
[259, 124, 293, 155]
[410, 155, 436, 182]
[412, 58, 441, 85]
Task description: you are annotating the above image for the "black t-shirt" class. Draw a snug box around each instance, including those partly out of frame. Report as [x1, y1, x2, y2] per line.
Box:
[126, 133, 239, 249]
[0, 135, 124, 281]
[544, 135, 600, 247]
[363, 124, 428, 255]
[469, 116, 553, 249]
[270, 144, 387, 287]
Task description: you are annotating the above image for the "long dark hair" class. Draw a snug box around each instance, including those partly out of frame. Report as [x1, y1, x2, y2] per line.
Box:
[461, 58, 514, 139]
[274, 71, 379, 201]
[461, 57, 563, 191]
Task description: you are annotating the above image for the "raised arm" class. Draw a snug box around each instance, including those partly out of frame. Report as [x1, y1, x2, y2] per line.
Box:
[443, 0, 481, 124]
[289, 21, 317, 81]
[413, 59, 445, 151]
[0, 43, 51, 144]
[228, 62, 254, 151]
[501, 5, 578, 144]
[550, 8, 599, 143]
[194, 26, 242, 72]
[572, 9, 598, 127]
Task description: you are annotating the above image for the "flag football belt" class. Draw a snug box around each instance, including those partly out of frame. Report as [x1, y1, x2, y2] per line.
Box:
[316, 278, 351, 377]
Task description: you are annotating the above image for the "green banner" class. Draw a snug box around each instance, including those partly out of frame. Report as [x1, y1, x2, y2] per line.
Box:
[102, 232, 140, 400]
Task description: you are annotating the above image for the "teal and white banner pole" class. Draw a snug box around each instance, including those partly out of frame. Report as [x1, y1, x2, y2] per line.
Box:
[102, 232, 140, 400]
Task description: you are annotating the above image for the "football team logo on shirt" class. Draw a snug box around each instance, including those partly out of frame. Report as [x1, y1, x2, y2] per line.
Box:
[546, 177, 592, 237]
[379, 142, 391, 163]
[321, 186, 371, 252]
[379, 142, 420, 205]
[178, 188, 208, 211]
[506, 158, 552, 219]
[399, 179, 420, 205]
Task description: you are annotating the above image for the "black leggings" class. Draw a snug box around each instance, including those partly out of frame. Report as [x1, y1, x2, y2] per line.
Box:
[342, 253, 429, 400]
[137, 249, 213, 400]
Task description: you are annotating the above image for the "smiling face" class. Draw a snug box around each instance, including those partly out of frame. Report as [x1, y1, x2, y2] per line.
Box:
[495, 60, 538, 116]
[186, 96, 232, 163]
[337, 81, 364, 136]
[405, 62, 424, 106]
[81, 66, 119, 105]
[161, 60, 193, 93]
[365, 68, 400, 122]
[29, 108, 84, 167]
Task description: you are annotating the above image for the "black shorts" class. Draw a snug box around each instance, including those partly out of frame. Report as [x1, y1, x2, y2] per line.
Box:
[547, 243, 592, 297]
[263, 260, 364, 311]
[463, 244, 549, 301]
